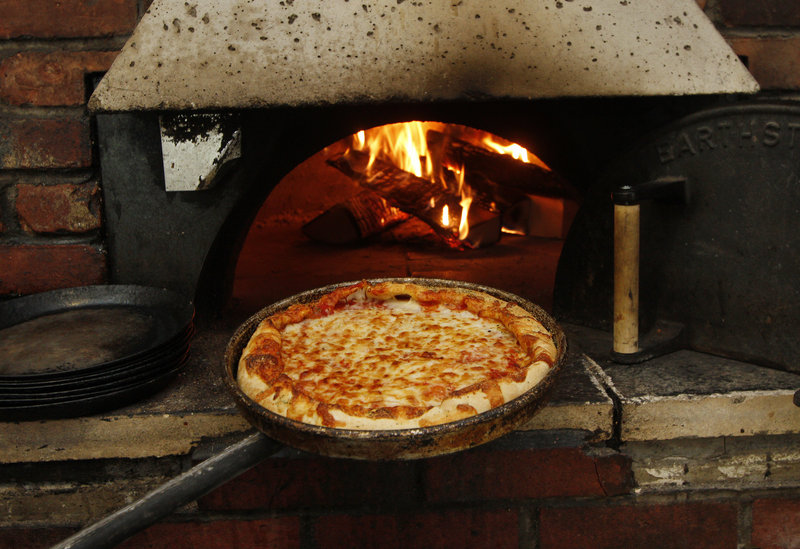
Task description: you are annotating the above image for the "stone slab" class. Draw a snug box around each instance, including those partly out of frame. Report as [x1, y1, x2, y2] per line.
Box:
[0, 321, 614, 463]
[625, 434, 800, 492]
[90, 0, 757, 111]
[610, 351, 800, 441]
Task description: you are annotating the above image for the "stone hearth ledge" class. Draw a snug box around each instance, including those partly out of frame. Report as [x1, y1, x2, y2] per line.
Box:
[0, 322, 613, 464]
[569, 324, 800, 442]
[3, 323, 799, 464]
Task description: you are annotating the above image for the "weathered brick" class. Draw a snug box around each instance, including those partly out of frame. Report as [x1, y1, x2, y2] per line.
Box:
[0, 243, 106, 295]
[717, 0, 800, 27]
[16, 182, 102, 234]
[115, 518, 302, 549]
[0, 527, 77, 549]
[0, 0, 138, 39]
[198, 456, 418, 511]
[539, 502, 739, 549]
[0, 51, 118, 107]
[726, 37, 800, 91]
[0, 118, 91, 169]
[751, 497, 800, 549]
[423, 447, 633, 502]
[314, 508, 519, 549]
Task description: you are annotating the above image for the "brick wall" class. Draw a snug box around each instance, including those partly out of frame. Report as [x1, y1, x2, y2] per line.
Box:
[3, 435, 800, 549]
[2, 1, 800, 548]
[0, 0, 148, 295]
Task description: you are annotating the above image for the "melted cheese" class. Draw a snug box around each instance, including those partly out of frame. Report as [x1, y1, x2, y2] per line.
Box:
[238, 282, 556, 430]
[280, 303, 528, 410]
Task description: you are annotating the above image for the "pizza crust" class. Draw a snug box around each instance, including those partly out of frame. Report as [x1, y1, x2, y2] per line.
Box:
[237, 280, 557, 430]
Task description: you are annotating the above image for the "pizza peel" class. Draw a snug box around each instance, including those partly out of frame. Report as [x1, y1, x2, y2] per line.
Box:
[50, 278, 565, 549]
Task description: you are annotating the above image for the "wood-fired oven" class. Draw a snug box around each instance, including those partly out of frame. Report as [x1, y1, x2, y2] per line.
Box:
[14, 1, 800, 547]
[88, 0, 800, 377]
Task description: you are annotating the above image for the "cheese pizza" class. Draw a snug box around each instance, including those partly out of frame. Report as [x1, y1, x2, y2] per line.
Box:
[237, 280, 557, 430]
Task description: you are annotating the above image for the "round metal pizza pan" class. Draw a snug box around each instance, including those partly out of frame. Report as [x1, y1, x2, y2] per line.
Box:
[0, 342, 191, 397]
[0, 285, 194, 380]
[0, 325, 194, 392]
[223, 277, 566, 461]
[0, 354, 189, 421]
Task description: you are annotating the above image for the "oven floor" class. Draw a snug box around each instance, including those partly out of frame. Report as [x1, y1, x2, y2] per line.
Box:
[229, 219, 564, 318]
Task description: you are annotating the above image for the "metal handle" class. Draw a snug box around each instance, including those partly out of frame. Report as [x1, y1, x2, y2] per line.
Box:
[51, 432, 281, 549]
[613, 203, 640, 354]
[610, 176, 688, 362]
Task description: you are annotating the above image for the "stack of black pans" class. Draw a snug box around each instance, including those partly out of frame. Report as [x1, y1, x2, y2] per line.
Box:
[0, 285, 194, 421]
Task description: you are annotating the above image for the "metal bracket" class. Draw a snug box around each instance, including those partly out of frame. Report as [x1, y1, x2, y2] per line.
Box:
[159, 113, 241, 192]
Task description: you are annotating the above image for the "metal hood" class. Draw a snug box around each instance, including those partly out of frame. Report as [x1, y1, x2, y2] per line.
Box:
[89, 0, 758, 112]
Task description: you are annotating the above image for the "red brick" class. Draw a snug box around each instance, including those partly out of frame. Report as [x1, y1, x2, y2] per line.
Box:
[198, 457, 418, 511]
[314, 508, 519, 549]
[751, 498, 800, 549]
[539, 502, 738, 549]
[726, 37, 800, 90]
[16, 182, 102, 234]
[115, 518, 301, 549]
[0, 118, 91, 169]
[717, 0, 800, 27]
[0, 243, 107, 295]
[0, 527, 77, 549]
[0, 0, 138, 39]
[423, 447, 633, 502]
[0, 51, 118, 107]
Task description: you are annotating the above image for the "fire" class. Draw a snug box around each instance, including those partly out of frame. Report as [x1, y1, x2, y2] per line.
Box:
[482, 136, 550, 170]
[343, 121, 544, 247]
[352, 122, 432, 179]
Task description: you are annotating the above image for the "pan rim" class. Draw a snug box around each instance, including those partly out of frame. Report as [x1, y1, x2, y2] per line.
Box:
[223, 277, 566, 445]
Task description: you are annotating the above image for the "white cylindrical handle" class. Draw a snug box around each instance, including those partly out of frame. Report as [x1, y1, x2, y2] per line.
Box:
[613, 203, 640, 354]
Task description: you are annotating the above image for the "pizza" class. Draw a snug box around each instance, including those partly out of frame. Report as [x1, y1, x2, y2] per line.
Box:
[236, 280, 558, 430]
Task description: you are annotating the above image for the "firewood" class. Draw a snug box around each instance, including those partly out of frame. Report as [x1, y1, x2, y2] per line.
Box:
[425, 130, 576, 200]
[327, 150, 501, 248]
[302, 190, 410, 244]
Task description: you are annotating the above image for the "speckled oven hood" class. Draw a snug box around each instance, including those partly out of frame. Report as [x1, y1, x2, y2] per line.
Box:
[89, 0, 758, 112]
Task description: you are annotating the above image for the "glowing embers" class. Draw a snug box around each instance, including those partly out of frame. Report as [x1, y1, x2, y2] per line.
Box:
[303, 122, 575, 249]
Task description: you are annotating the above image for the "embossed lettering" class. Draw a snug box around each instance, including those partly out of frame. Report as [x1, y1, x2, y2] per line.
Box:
[763, 121, 781, 147]
[717, 121, 731, 148]
[696, 126, 715, 151]
[654, 117, 800, 166]
[739, 120, 755, 146]
[676, 132, 697, 158]
[788, 123, 800, 147]
[657, 142, 675, 164]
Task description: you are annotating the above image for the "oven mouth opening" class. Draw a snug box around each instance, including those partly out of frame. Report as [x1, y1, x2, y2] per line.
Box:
[226, 120, 581, 317]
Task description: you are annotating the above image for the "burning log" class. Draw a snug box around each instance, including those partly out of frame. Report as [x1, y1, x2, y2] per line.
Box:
[425, 130, 578, 235]
[302, 190, 410, 244]
[425, 129, 578, 199]
[327, 150, 501, 249]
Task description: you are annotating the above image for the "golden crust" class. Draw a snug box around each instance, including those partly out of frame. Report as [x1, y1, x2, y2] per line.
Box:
[237, 281, 557, 430]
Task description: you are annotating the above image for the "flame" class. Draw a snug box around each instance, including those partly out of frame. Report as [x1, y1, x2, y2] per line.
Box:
[352, 121, 432, 179]
[346, 121, 540, 245]
[482, 136, 551, 171]
[458, 194, 472, 240]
